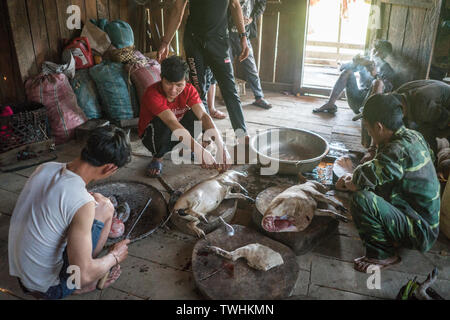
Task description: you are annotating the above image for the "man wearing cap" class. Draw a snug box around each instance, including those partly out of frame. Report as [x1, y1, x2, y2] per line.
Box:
[356, 79, 450, 162]
[313, 40, 395, 115]
[336, 94, 440, 273]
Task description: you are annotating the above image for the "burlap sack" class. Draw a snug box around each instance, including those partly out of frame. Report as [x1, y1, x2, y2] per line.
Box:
[81, 21, 112, 56]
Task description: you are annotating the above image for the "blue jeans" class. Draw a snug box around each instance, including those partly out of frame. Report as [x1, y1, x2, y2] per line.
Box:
[228, 32, 264, 100]
[43, 219, 105, 299]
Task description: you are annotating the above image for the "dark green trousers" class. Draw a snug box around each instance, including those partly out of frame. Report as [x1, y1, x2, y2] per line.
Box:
[351, 190, 435, 260]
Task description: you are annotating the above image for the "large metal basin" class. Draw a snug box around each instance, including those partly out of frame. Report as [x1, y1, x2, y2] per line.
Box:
[250, 128, 329, 175]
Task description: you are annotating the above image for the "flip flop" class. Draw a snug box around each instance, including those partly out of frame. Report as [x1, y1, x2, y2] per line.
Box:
[253, 99, 273, 110]
[146, 159, 163, 178]
[313, 105, 338, 114]
[353, 255, 401, 273]
[210, 109, 227, 119]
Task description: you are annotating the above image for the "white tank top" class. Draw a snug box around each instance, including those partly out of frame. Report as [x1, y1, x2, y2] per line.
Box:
[8, 162, 94, 292]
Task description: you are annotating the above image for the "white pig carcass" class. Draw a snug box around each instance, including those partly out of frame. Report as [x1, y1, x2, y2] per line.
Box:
[262, 180, 348, 233]
[173, 170, 253, 238]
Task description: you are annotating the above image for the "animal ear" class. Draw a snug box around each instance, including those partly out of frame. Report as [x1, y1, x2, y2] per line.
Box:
[265, 197, 284, 214]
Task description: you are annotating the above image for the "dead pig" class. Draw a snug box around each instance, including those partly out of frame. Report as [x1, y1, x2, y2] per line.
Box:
[173, 170, 253, 238]
[262, 180, 348, 232]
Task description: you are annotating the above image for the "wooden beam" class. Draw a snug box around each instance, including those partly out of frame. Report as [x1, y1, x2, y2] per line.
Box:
[85, 0, 98, 21]
[380, 0, 433, 9]
[26, 0, 50, 69]
[419, 0, 442, 78]
[109, 0, 120, 21]
[6, 0, 38, 81]
[307, 41, 365, 50]
[42, 0, 62, 63]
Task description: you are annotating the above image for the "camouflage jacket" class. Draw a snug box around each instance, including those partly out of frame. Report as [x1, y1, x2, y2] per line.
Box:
[352, 126, 440, 240]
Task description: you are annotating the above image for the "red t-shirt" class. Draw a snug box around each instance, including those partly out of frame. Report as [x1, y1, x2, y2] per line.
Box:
[138, 81, 202, 137]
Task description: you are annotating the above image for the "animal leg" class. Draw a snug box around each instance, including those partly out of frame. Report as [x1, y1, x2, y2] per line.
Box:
[186, 208, 209, 224]
[307, 180, 329, 194]
[225, 192, 255, 203]
[187, 220, 206, 238]
[221, 180, 249, 195]
[315, 209, 349, 223]
[307, 188, 348, 213]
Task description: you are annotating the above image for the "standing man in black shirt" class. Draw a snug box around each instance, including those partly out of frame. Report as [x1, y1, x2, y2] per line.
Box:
[158, 0, 251, 162]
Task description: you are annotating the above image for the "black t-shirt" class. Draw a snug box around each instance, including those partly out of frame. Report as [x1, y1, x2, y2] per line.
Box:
[186, 0, 230, 38]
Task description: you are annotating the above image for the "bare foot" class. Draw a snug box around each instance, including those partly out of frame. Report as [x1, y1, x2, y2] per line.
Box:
[210, 109, 227, 119]
[73, 265, 122, 295]
[353, 255, 401, 273]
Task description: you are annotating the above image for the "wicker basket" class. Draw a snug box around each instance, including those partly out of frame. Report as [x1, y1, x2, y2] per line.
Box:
[0, 106, 52, 154]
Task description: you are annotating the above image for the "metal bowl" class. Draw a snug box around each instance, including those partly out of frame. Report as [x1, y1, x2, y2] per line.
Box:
[250, 127, 329, 175]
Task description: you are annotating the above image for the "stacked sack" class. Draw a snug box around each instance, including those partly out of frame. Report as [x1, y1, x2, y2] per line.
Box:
[88, 19, 161, 120]
[25, 19, 162, 144]
[25, 53, 87, 145]
[124, 50, 161, 103]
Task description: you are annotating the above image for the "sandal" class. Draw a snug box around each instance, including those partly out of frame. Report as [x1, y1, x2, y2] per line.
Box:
[353, 255, 401, 273]
[313, 105, 338, 114]
[210, 109, 227, 119]
[253, 98, 272, 110]
[146, 159, 163, 178]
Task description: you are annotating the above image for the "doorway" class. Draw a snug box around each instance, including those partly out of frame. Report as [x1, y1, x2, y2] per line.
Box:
[302, 0, 372, 93]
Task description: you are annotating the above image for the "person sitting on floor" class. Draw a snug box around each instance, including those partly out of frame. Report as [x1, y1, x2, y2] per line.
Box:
[139, 55, 232, 178]
[8, 125, 132, 299]
[313, 40, 395, 115]
[336, 94, 440, 273]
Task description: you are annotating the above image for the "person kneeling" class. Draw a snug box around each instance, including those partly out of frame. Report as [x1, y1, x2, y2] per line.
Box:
[139, 56, 232, 177]
[336, 94, 440, 273]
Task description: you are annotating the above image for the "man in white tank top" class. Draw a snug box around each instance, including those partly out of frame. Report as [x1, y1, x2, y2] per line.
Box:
[8, 125, 132, 299]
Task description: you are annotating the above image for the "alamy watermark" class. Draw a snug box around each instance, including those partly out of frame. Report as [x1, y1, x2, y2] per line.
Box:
[366, 265, 381, 290]
[66, 265, 81, 290]
[66, 5, 81, 30]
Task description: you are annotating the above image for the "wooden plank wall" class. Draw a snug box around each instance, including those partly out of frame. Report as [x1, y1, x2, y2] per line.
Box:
[0, 0, 25, 105]
[367, 0, 442, 79]
[138, 0, 307, 93]
[6, 0, 131, 86]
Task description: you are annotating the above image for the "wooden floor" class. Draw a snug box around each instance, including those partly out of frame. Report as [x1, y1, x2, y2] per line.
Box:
[0, 91, 449, 300]
[213, 89, 366, 153]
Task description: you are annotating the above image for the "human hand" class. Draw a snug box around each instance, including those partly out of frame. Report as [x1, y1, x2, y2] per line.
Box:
[360, 149, 376, 164]
[216, 147, 233, 172]
[336, 173, 355, 192]
[201, 149, 218, 170]
[157, 41, 170, 63]
[239, 37, 250, 62]
[110, 239, 130, 264]
[244, 17, 253, 26]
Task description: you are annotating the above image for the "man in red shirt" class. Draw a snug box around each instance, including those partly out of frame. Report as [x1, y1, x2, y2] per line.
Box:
[139, 56, 232, 177]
